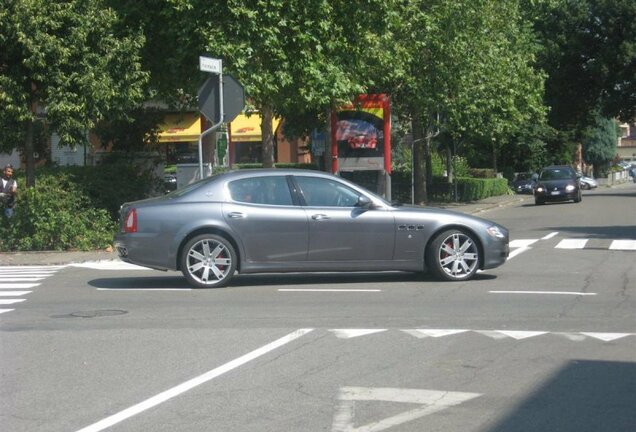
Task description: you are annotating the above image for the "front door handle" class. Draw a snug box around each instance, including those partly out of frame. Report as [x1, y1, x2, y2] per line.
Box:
[227, 212, 246, 219]
[311, 214, 330, 220]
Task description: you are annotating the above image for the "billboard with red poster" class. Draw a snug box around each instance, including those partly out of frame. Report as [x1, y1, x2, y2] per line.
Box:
[330, 94, 391, 174]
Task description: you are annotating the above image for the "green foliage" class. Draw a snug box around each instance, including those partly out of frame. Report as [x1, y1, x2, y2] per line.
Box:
[583, 114, 619, 175]
[429, 177, 511, 202]
[452, 156, 471, 177]
[0, 171, 116, 251]
[529, 0, 636, 128]
[0, 162, 160, 251]
[0, 0, 149, 152]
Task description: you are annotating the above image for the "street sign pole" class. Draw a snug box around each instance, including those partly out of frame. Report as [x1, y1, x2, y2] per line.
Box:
[197, 56, 244, 179]
[198, 56, 225, 180]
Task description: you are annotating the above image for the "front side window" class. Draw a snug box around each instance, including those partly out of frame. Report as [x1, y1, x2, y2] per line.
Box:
[295, 176, 360, 207]
[228, 176, 293, 205]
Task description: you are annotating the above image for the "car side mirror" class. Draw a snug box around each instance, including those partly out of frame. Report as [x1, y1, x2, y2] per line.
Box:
[356, 195, 373, 208]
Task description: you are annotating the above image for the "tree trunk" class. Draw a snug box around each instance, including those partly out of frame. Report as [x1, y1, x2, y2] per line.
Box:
[261, 105, 275, 168]
[412, 118, 427, 205]
[492, 143, 498, 173]
[25, 119, 35, 188]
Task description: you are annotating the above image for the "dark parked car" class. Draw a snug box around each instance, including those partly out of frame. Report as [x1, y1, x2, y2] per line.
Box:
[114, 169, 509, 288]
[511, 172, 536, 194]
[534, 166, 582, 205]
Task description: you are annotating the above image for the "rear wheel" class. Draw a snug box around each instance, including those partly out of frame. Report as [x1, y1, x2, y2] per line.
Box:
[180, 234, 237, 288]
[426, 229, 480, 281]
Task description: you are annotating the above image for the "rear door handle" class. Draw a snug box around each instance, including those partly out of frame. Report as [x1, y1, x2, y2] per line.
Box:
[311, 214, 330, 220]
[227, 212, 246, 219]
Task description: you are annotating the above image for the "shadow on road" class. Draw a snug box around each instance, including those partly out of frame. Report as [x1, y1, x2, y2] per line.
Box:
[487, 360, 636, 432]
[88, 271, 497, 289]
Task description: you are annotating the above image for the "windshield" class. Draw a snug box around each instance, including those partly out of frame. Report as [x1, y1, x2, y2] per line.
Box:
[540, 169, 573, 180]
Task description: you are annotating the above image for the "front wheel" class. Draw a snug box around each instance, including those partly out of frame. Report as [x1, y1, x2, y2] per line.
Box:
[426, 230, 481, 281]
[180, 234, 237, 288]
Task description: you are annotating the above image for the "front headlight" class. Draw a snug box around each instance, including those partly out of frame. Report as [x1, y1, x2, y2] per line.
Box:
[566, 184, 575, 192]
[535, 186, 544, 193]
[487, 226, 506, 239]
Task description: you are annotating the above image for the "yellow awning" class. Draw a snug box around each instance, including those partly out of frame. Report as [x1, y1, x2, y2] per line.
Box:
[230, 113, 281, 142]
[158, 113, 201, 143]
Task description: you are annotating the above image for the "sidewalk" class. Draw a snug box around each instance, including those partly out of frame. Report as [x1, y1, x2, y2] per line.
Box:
[1, 192, 533, 267]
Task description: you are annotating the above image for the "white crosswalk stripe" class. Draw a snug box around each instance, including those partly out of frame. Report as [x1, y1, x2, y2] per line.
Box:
[0, 265, 64, 317]
[509, 236, 636, 254]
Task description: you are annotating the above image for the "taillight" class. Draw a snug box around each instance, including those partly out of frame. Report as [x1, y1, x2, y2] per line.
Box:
[124, 208, 137, 233]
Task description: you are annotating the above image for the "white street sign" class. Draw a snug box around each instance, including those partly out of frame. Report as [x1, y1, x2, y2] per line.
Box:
[199, 56, 222, 74]
[332, 387, 481, 432]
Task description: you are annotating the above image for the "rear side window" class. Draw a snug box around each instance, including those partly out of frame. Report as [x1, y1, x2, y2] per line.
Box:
[228, 176, 293, 205]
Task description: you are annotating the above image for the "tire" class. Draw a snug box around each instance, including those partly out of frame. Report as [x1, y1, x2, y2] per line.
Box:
[580, 182, 590, 190]
[574, 191, 582, 203]
[535, 198, 545, 205]
[180, 234, 237, 288]
[426, 229, 480, 282]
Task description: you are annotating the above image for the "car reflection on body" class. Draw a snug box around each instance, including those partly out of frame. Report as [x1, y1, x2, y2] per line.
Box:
[534, 165, 582, 205]
[114, 169, 509, 288]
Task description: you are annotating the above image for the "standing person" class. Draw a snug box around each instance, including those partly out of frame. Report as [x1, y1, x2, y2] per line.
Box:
[0, 164, 18, 218]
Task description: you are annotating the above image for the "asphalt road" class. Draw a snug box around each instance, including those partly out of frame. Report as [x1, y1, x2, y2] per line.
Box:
[1, 184, 635, 432]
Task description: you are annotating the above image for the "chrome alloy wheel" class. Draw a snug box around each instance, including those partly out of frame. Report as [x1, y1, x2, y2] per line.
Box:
[181, 234, 237, 288]
[429, 230, 480, 281]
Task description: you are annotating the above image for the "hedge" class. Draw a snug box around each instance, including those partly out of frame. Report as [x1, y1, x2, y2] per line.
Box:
[0, 164, 160, 252]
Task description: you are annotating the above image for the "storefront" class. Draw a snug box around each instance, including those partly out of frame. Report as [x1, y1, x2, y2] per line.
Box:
[158, 113, 203, 164]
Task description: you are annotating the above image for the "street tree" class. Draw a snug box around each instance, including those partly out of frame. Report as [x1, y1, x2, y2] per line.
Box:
[0, 0, 148, 186]
[387, 0, 546, 203]
[529, 0, 636, 132]
[582, 113, 619, 177]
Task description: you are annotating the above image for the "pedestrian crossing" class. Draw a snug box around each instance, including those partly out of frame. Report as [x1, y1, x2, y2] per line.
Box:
[510, 237, 636, 252]
[0, 265, 65, 316]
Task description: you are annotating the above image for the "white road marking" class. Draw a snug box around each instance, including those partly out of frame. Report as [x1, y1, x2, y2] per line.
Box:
[70, 261, 151, 270]
[489, 291, 597, 296]
[402, 329, 469, 338]
[507, 247, 531, 260]
[0, 308, 15, 314]
[491, 330, 548, 340]
[580, 332, 632, 342]
[329, 329, 635, 342]
[278, 289, 381, 292]
[541, 232, 559, 240]
[0, 283, 40, 289]
[0, 291, 32, 296]
[73, 328, 314, 432]
[330, 329, 387, 339]
[0, 299, 26, 305]
[609, 240, 636, 250]
[509, 239, 539, 248]
[0, 277, 45, 282]
[332, 387, 481, 432]
[0, 266, 65, 270]
[555, 239, 589, 249]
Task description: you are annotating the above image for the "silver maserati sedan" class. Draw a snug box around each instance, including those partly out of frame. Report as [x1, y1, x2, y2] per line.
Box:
[114, 169, 509, 288]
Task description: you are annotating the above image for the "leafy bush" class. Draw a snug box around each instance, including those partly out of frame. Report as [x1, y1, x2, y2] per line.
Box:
[0, 171, 116, 251]
[0, 162, 160, 252]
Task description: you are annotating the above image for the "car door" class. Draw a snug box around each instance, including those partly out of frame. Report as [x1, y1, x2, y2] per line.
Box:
[293, 175, 395, 262]
[223, 175, 308, 264]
